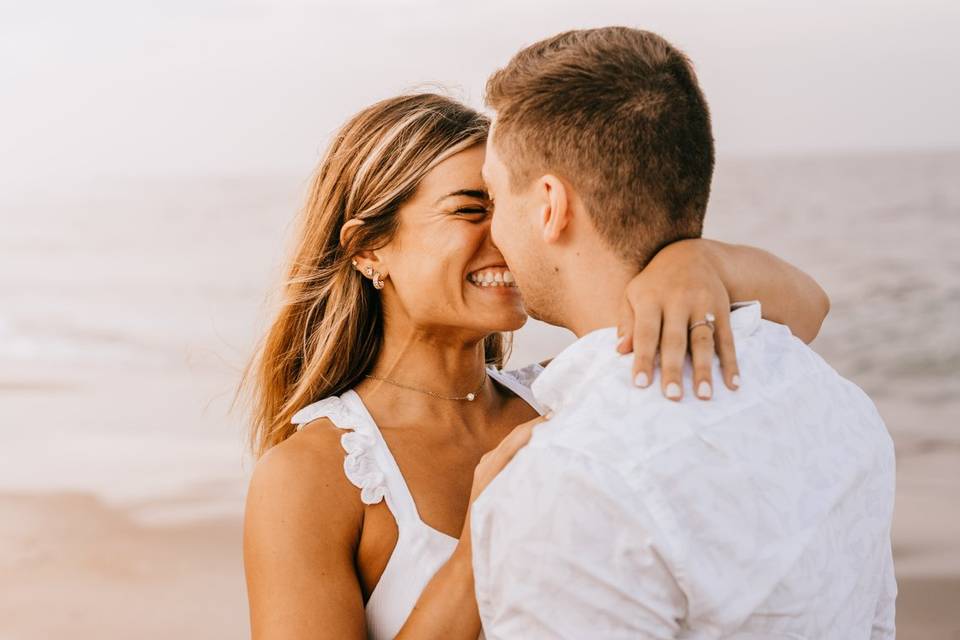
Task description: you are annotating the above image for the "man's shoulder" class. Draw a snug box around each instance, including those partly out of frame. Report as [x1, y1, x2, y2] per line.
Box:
[527, 376, 683, 473]
[475, 428, 642, 530]
[529, 317, 892, 501]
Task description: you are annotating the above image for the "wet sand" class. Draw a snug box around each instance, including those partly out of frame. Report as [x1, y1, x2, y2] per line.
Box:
[0, 492, 247, 640]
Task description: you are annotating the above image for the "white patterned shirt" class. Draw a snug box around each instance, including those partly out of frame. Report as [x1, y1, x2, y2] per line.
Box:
[471, 302, 897, 639]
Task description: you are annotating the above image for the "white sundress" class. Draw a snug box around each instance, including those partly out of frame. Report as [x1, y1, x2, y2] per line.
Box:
[291, 364, 544, 640]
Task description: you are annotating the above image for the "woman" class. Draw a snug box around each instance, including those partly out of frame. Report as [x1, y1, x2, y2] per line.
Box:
[242, 93, 829, 639]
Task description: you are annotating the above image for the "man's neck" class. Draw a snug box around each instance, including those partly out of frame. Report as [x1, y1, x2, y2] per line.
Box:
[559, 251, 635, 338]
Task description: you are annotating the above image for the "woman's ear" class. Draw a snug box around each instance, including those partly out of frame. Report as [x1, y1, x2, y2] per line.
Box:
[341, 220, 389, 279]
[339, 217, 365, 247]
[539, 174, 570, 245]
[352, 249, 387, 280]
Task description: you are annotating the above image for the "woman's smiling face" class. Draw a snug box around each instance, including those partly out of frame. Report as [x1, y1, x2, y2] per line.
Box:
[375, 143, 528, 338]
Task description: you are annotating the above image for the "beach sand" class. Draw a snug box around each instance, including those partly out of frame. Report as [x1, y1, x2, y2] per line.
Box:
[889, 450, 960, 639]
[0, 492, 247, 640]
[1, 441, 958, 640]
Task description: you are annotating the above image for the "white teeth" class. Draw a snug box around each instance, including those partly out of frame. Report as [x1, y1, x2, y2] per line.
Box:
[468, 268, 517, 288]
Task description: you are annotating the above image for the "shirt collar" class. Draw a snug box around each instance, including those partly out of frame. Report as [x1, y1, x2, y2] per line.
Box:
[531, 300, 763, 414]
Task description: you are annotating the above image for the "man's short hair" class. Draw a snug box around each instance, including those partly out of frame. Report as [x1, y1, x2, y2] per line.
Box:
[486, 27, 715, 266]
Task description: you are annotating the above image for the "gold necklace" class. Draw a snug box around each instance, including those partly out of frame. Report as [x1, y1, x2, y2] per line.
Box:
[364, 369, 487, 402]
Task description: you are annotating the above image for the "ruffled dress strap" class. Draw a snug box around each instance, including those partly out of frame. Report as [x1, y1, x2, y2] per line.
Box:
[291, 395, 388, 505]
[291, 391, 420, 527]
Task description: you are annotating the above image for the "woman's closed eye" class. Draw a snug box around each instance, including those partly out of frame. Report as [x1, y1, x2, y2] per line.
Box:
[452, 205, 490, 219]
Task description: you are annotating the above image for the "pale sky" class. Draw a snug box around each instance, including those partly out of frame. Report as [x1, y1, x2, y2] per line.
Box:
[2, 0, 958, 195]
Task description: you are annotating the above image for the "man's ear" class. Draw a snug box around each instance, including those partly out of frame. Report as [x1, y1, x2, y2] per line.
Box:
[538, 174, 570, 245]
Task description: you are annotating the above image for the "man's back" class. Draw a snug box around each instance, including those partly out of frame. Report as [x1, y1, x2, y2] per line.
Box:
[471, 303, 897, 639]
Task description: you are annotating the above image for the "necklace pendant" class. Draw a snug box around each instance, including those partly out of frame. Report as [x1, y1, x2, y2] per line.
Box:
[466, 393, 476, 401]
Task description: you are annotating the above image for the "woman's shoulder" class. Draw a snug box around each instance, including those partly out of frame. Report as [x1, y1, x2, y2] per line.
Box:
[267, 392, 390, 506]
[248, 418, 360, 516]
[244, 420, 365, 565]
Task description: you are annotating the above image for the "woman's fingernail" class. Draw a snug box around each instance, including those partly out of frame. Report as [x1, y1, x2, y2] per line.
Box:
[697, 381, 712, 399]
[543, 410, 554, 420]
[665, 382, 682, 399]
[634, 371, 649, 387]
[731, 374, 741, 388]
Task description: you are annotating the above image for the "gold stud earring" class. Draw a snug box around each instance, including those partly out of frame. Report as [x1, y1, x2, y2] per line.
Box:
[364, 266, 374, 277]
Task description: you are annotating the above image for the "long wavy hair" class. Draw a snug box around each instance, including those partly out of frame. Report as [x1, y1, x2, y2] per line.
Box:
[240, 94, 508, 458]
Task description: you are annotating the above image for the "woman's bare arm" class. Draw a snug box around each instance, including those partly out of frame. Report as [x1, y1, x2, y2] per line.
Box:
[694, 239, 829, 343]
[395, 546, 480, 639]
[244, 423, 367, 640]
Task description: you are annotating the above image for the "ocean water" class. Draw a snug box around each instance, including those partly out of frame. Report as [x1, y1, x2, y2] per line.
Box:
[0, 150, 957, 519]
[705, 151, 960, 450]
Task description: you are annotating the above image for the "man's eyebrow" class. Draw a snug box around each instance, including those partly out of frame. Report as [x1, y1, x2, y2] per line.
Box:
[433, 188, 490, 205]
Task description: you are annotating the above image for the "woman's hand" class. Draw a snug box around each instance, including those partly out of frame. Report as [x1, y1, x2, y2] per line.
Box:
[617, 240, 739, 402]
[617, 238, 830, 402]
[471, 415, 548, 501]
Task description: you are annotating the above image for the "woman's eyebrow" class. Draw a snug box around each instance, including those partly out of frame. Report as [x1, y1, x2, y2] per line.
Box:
[433, 188, 489, 205]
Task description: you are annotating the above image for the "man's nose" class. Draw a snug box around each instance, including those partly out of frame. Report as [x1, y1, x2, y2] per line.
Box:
[486, 219, 503, 252]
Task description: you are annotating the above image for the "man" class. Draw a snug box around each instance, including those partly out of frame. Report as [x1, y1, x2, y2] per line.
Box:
[472, 27, 897, 638]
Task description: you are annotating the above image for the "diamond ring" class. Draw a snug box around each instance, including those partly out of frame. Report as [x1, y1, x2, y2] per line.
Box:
[689, 312, 716, 333]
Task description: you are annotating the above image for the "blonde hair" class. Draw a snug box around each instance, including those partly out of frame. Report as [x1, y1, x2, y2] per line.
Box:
[240, 93, 506, 458]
